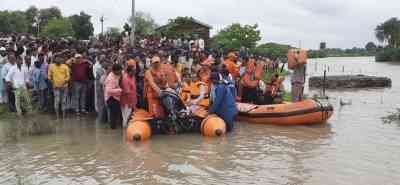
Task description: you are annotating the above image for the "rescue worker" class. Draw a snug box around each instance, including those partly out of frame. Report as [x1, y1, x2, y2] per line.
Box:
[179, 70, 192, 104]
[161, 55, 181, 92]
[144, 56, 168, 118]
[240, 57, 263, 103]
[223, 52, 240, 80]
[209, 72, 238, 132]
[187, 67, 210, 111]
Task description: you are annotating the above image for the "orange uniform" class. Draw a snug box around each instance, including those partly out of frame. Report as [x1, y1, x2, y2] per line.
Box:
[161, 63, 180, 90]
[223, 59, 240, 79]
[144, 68, 167, 118]
[242, 59, 263, 88]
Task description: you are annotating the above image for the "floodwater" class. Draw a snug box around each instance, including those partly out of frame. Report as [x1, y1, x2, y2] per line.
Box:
[1, 57, 400, 185]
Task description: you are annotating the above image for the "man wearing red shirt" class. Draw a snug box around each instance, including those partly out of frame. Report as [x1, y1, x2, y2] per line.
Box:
[71, 54, 91, 115]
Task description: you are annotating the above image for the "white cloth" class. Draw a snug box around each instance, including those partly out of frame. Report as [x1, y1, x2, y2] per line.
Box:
[1, 63, 15, 80]
[198, 39, 205, 50]
[5, 65, 29, 89]
[0, 56, 7, 64]
[121, 106, 132, 128]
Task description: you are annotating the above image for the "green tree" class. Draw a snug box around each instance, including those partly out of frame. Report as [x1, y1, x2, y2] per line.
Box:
[123, 23, 132, 34]
[365, 42, 377, 51]
[0, 10, 28, 33]
[105, 27, 121, 43]
[25, 6, 39, 34]
[211, 23, 261, 51]
[129, 11, 158, 37]
[41, 18, 74, 39]
[252, 43, 290, 59]
[375, 17, 400, 48]
[69, 11, 94, 40]
[39, 6, 62, 29]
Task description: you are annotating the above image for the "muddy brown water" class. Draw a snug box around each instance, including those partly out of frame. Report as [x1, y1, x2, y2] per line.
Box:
[1, 57, 400, 185]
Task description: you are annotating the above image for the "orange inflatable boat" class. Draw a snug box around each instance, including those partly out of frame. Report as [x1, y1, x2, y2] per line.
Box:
[126, 91, 226, 142]
[236, 99, 333, 125]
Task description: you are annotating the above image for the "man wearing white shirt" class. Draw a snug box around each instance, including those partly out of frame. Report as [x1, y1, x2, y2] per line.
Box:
[1, 53, 16, 111]
[6, 55, 32, 116]
[0, 47, 8, 103]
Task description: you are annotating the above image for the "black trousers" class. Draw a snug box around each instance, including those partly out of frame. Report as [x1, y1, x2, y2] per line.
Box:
[7, 87, 16, 112]
[242, 87, 258, 103]
[107, 97, 122, 129]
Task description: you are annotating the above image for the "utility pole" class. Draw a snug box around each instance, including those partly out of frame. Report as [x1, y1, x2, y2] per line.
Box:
[130, 0, 136, 46]
[100, 16, 104, 36]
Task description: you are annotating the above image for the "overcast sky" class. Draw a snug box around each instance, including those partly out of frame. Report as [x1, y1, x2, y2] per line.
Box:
[1, 0, 399, 49]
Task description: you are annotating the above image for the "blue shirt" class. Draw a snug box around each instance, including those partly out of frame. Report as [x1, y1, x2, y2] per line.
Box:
[31, 68, 47, 91]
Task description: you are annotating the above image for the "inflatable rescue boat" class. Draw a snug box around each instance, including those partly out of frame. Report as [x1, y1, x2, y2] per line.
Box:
[237, 99, 333, 125]
[126, 90, 226, 142]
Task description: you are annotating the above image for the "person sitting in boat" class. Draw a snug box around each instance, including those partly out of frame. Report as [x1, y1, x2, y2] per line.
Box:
[179, 69, 192, 104]
[144, 56, 168, 118]
[263, 73, 284, 105]
[240, 57, 263, 104]
[187, 67, 210, 111]
[209, 72, 238, 132]
[161, 54, 181, 92]
[223, 52, 240, 81]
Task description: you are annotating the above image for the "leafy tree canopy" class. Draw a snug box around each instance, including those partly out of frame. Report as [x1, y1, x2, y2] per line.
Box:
[105, 27, 121, 43]
[69, 11, 94, 40]
[365, 42, 377, 51]
[41, 18, 74, 39]
[0, 10, 28, 34]
[129, 11, 158, 37]
[211, 23, 261, 51]
[375, 17, 400, 48]
[252, 43, 290, 59]
[38, 6, 62, 29]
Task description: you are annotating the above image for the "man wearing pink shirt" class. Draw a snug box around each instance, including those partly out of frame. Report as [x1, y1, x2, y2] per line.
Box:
[120, 59, 137, 128]
[104, 64, 123, 129]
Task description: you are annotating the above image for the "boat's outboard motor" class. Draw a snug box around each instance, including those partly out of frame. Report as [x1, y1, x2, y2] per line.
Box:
[159, 90, 199, 134]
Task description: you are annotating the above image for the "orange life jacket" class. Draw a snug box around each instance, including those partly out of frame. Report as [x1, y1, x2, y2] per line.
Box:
[190, 81, 209, 107]
[144, 69, 167, 118]
[223, 59, 240, 79]
[242, 60, 263, 88]
[161, 63, 179, 89]
[180, 81, 191, 103]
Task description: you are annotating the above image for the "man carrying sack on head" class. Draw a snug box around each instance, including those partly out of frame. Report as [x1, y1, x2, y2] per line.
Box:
[288, 49, 307, 102]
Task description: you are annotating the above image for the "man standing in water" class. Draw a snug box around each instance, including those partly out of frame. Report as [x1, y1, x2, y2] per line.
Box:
[290, 50, 306, 102]
[0, 47, 8, 104]
[209, 72, 238, 132]
[2, 52, 16, 112]
[48, 56, 70, 118]
[144, 56, 168, 118]
[5, 55, 32, 116]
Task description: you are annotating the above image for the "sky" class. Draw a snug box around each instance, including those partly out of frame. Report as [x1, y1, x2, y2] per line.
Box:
[1, 0, 399, 49]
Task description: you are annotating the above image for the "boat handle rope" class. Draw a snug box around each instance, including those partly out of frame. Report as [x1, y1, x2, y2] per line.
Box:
[314, 98, 328, 121]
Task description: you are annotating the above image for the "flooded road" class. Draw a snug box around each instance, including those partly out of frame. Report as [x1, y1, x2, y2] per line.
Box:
[1, 57, 400, 185]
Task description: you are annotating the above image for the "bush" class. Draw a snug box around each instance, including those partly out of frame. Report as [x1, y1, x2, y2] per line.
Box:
[376, 48, 400, 62]
[308, 50, 327, 58]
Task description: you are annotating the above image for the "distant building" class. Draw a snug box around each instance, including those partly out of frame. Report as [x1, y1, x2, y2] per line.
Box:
[320, 42, 327, 50]
[156, 17, 212, 42]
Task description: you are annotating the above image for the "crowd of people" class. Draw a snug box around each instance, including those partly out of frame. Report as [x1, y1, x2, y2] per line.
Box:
[0, 33, 306, 132]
